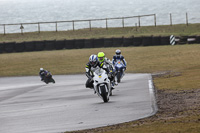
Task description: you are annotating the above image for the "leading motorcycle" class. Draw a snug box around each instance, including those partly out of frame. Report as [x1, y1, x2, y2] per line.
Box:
[93, 68, 111, 102]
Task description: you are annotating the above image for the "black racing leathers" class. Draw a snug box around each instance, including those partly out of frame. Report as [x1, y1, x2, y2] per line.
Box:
[85, 61, 109, 88]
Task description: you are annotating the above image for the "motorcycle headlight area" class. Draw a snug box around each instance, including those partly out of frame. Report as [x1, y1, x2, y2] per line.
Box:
[95, 80, 98, 83]
[104, 78, 107, 81]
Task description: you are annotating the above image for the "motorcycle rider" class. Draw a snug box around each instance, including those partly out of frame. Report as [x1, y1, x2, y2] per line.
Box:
[97, 52, 118, 86]
[85, 54, 111, 90]
[39, 68, 49, 81]
[112, 49, 127, 70]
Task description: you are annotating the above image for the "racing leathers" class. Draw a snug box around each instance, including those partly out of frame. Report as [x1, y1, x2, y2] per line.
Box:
[101, 57, 117, 86]
[85, 61, 110, 88]
[39, 70, 49, 81]
[112, 55, 127, 70]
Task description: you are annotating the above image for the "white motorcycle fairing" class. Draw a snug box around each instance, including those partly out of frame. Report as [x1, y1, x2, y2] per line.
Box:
[93, 68, 111, 102]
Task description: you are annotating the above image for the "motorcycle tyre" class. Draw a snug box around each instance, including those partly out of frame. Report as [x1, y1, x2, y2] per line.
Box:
[100, 86, 109, 103]
[117, 72, 121, 83]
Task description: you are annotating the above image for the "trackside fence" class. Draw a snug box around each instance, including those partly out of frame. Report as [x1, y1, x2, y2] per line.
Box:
[1, 14, 156, 34]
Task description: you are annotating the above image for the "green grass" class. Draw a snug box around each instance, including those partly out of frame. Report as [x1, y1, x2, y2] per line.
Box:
[1, 23, 200, 43]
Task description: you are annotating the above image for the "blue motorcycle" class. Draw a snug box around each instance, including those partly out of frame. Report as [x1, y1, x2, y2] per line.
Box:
[114, 60, 125, 83]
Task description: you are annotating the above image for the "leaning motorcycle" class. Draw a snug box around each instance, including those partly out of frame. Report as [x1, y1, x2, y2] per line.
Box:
[114, 60, 125, 83]
[42, 72, 55, 84]
[93, 68, 111, 102]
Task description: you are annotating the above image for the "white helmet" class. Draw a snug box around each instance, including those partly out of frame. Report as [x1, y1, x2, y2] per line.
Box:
[115, 49, 121, 55]
[40, 68, 44, 71]
[89, 54, 98, 67]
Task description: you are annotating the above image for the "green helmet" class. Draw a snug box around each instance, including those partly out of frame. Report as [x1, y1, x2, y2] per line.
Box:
[98, 52, 105, 62]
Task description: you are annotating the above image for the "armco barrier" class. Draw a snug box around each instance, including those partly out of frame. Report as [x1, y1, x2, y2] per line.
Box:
[93, 38, 104, 48]
[15, 42, 25, 52]
[160, 36, 170, 45]
[0, 43, 5, 53]
[123, 37, 133, 47]
[35, 41, 45, 51]
[65, 39, 75, 49]
[4, 42, 15, 53]
[44, 40, 55, 50]
[25, 41, 35, 51]
[74, 39, 85, 49]
[104, 38, 113, 47]
[84, 39, 94, 48]
[142, 36, 152, 46]
[55, 40, 65, 50]
[113, 37, 123, 47]
[152, 36, 161, 46]
[133, 37, 142, 46]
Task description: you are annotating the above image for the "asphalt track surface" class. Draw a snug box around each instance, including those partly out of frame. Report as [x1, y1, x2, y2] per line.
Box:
[0, 74, 157, 133]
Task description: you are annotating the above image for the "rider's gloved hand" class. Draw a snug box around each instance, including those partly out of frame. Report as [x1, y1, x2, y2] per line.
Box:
[108, 72, 112, 78]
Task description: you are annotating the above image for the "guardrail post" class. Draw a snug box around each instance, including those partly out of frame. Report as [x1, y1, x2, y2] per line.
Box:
[106, 18, 108, 30]
[72, 21, 75, 31]
[170, 13, 173, 26]
[3, 24, 6, 35]
[154, 14, 157, 27]
[122, 17, 124, 28]
[138, 16, 141, 27]
[89, 20, 91, 31]
[56, 22, 58, 32]
[38, 23, 40, 33]
[186, 12, 189, 26]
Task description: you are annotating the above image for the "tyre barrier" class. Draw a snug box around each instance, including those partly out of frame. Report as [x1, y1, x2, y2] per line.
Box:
[187, 36, 196, 44]
[45, 40, 55, 50]
[113, 37, 123, 47]
[35, 41, 45, 51]
[123, 37, 133, 47]
[4, 42, 15, 53]
[133, 37, 143, 46]
[195, 36, 200, 43]
[65, 39, 75, 49]
[104, 38, 113, 47]
[55, 40, 65, 50]
[15, 42, 25, 52]
[0, 43, 5, 53]
[178, 36, 188, 44]
[152, 36, 161, 46]
[74, 39, 85, 49]
[2, 36, 199, 54]
[24, 41, 35, 51]
[93, 38, 104, 48]
[84, 39, 94, 48]
[160, 36, 170, 45]
[142, 36, 152, 46]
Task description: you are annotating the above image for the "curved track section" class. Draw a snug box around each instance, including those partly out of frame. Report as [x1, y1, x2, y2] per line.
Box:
[0, 74, 157, 133]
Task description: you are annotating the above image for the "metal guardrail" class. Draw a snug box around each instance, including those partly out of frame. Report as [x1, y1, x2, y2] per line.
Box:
[0, 12, 192, 35]
[0, 14, 156, 35]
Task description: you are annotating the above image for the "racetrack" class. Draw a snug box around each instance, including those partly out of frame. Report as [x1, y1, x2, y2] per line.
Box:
[0, 74, 157, 133]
